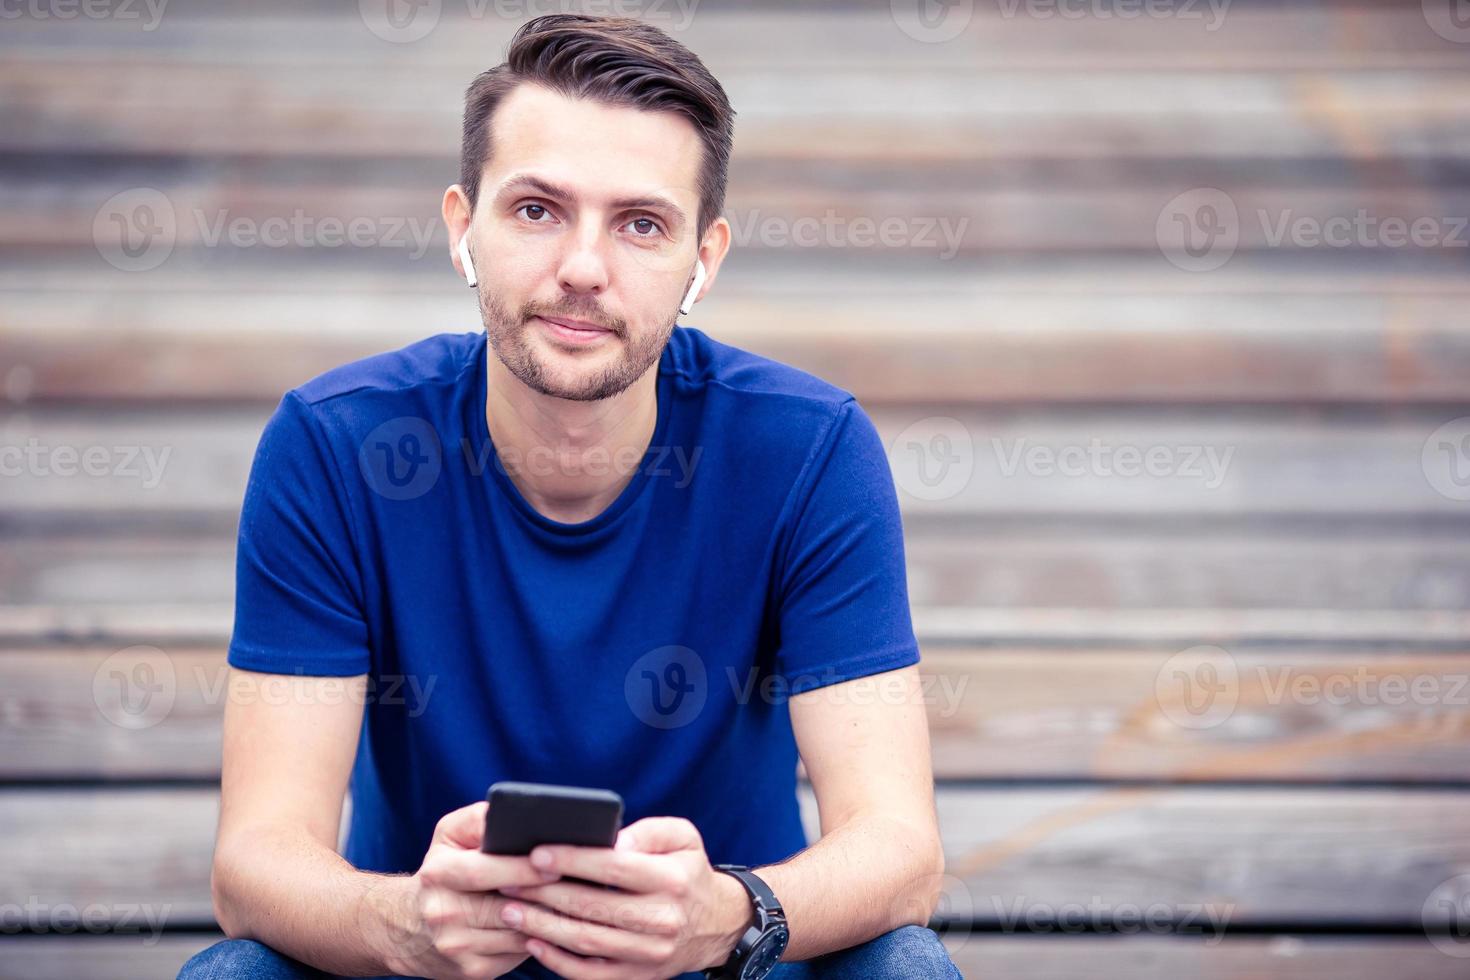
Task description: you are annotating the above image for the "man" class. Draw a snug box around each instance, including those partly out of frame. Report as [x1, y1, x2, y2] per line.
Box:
[182, 14, 960, 980]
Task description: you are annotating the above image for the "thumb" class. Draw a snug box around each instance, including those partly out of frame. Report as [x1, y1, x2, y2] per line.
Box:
[616, 816, 703, 855]
[432, 800, 488, 849]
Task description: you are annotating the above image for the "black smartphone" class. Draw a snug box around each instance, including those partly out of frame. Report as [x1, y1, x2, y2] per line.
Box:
[481, 781, 625, 860]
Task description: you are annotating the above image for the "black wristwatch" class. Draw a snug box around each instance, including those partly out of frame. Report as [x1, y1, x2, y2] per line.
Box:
[704, 865, 789, 980]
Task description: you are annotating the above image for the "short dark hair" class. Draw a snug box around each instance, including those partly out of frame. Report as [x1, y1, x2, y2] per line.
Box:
[460, 14, 735, 245]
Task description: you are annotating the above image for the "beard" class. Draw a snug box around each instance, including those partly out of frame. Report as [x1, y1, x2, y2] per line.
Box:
[479, 287, 676, 403]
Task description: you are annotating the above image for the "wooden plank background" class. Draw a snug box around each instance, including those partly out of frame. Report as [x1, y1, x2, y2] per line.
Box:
[3, 784, 1468, 929]
[3, 0, 1469, 975]
[6, 645, 1470, 783]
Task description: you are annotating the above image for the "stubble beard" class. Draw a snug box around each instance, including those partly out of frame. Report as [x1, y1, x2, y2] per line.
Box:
[480, 287, 676, 403]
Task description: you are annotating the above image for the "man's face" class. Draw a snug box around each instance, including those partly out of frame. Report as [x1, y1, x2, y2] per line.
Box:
[468, 83, 705, 402]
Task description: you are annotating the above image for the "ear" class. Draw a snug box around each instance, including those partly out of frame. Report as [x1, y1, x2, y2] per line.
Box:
[457, 234, 478, 288]
[678, 216, 730, 317]
[678, 259, 706, 316]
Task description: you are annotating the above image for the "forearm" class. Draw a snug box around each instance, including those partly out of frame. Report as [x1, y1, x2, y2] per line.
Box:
[212, 823, 413, 976]
[753, 812, 944, 961]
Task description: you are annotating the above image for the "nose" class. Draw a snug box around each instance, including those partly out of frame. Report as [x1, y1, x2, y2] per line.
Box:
[554, 221, 611, 299]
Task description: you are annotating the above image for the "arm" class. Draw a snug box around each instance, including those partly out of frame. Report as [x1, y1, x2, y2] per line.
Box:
[211, 393, 415, 973]
[750, 398, 945, 958]
[211, 667, 405, 976]
[212, 668, 555, 978]
[753, 664, 944, 959]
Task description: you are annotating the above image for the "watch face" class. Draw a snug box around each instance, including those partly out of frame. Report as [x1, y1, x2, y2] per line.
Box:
[740, 926, 789, 980]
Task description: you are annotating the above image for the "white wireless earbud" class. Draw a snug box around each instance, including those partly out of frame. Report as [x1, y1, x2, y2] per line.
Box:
[679, 259, 706, 316]
[457, 233, 477, 288]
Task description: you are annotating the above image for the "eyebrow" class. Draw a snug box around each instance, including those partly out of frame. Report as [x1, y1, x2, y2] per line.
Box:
[495, 173, 689, 231]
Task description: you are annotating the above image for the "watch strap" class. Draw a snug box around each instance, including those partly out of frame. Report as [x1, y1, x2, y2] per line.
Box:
[705, 865, 787, 979]
[715, 864, 784, 914]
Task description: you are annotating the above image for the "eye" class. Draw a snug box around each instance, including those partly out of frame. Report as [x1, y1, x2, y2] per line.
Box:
[624, 216, 663, 238]
[516, 203, 552, 222]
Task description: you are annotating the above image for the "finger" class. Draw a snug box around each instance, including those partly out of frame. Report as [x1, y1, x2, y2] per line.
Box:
[615, 817, 702, 855]
[529, 844, 678, 893]
[525, 938, 620, 980]
[432, 800, 488, 848]
[507, 901, 666, 965]
[432, 923, 532, 958]
[427, 890, 524, 932]
[502, 882, 680, 936]
[424, 849, 560, 892]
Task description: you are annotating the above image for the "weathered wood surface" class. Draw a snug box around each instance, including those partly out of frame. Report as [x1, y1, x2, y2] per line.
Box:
[6, 261, 1470, 403]
[14, 180, 1470, 253]
[5, 7, 1469, 161]
[0, 788, 219, 926]
[9, 524, 1470, 614]
[1, 647, 225, 780]
[9, 1, 1470, 67]
[5, 598, 1470, 658]
[0, 935, 209, 980]
[5, 786, 1469, 929]
[4, 406, 1465, 517]
[5, 645, 1469, 783]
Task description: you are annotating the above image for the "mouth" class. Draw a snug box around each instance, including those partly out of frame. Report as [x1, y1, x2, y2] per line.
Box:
[534, 315, 616, 346]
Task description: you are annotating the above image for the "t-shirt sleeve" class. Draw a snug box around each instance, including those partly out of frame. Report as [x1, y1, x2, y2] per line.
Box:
[773, 398, 923, 694]
[227, 391, 372, 676]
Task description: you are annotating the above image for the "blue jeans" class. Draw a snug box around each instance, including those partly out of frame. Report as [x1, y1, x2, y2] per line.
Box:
[178, 924, 962, 978]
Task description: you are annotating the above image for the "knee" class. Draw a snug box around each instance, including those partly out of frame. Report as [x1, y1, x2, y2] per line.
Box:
[868, 924, 962, 978]
[812, 924, 962, 979]
[177, 938, 326, 980]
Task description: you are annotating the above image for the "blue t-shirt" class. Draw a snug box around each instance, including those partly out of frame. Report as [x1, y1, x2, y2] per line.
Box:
[228, 325, 922, 878]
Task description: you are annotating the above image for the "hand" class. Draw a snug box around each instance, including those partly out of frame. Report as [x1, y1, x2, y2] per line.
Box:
[495, 816, 754, 979]
[371, 801, 564, 980]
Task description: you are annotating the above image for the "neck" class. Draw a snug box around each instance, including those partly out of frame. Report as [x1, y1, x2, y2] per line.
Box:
[484, 352, 660, 524]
